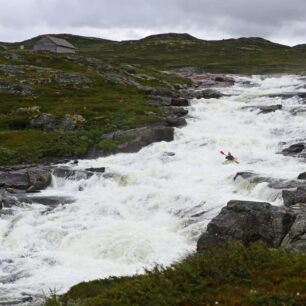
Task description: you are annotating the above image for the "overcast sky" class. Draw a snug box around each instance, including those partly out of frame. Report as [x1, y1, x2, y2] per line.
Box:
[1, 0, 306, 46]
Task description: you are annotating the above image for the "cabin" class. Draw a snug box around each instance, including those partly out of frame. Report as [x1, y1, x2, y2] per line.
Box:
[33, 35, 77, 53]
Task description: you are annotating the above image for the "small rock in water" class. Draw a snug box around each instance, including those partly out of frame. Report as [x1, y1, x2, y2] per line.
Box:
[85, 167, 106, 173]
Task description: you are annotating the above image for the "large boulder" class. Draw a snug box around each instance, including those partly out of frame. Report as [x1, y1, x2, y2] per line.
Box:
[30, 113, 86, 131]
[52, 166, 94, 180]
[234, 171, 305, 189]
[170, 98, 189, 106]
[0, 167, 52, 191]
[197, 200, 295, 250]
[281, 206, 306, 251]
[282, 187, 306, 207]
[282, 143, 305, 156]
[166, 116, 187, 128]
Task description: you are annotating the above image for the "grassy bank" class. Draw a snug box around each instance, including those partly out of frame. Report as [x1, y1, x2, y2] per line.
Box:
[0, 50, 189, 165]
[45, 242, 306, 306]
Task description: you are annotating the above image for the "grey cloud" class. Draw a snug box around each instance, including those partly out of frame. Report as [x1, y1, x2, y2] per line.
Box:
[0, 0, 306, 45]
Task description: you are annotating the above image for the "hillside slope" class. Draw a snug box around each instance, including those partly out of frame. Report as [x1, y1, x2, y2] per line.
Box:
[4, 33, 306, 74]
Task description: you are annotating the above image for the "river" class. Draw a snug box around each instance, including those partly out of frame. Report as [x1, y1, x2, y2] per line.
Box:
[1, 74, 306, 304]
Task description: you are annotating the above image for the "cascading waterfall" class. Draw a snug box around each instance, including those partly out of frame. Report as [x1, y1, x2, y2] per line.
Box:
[1, 74, 306, 304]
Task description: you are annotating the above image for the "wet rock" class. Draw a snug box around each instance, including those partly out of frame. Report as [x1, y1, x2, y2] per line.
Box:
[0, 167, 51, 191]
[27, 168, 52, 191]
[197, 200, 295, 250]
[282, 143, 305, 156]
[85, 167, 106, 173]
[30, 113, 86, 131]
[282, 187, 306, 207]
[281, 205, 306, 251]
[266, 92, 306, 99]
[52, 166, 94, 180]
[298, 172, 306, 180]
[170, 98, 189, 106]
[89, 126, 174, 157]
[170, 107, 188, 117]
[258, 104, 282, 114]
[234, 171, 304, 189]
[1, 194, 74, 208]
[166, 116, 187, 127]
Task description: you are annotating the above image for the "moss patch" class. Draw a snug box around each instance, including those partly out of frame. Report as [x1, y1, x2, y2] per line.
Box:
[45, 243, 306, 306]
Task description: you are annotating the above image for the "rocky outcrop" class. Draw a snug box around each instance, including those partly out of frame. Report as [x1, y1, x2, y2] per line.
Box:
[89, 126, 174, 158]
[170, 98, 189, 106]
[234, 171, 305, 189]
[0, 80, 32, 95]
[166, 116, 187, 128]
[52, 166, 95, 180]
[282, 188, 306, 207]
[197, 200, 295, 250]
[54, 72, 91, 87]
[298, 172, 306, 180]
[0, 167, 51, 192]
[30, 113, 86, 131]
[282, 143, 305, 156]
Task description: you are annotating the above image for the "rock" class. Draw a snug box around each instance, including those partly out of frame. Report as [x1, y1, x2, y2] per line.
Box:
[266, 92, 306, 99]
[52, 166, 94, 180]
[282, 187, 306, 207]
[234, 171, 305, 189]
[14, 106, 40, 114]
[149, 95, 172, 106]
[85, 167, 106, 173]
[0, 167, 52, 191]
[281, 206, 306, 251]
[196, 89, 223, 99]
[282, 143, 305, 156]
[215, 75, 235, 83]
[30, 113, 86, 131]
[298, 172, 306, 180]
[151, 88, 175, 97]
[0, 80, 32, 95]
[89, 126, 174, 157]
[170, 107, 188, 117]
[197, 200, 295, 250]
[54, 72, 91, 87]
[166, 116, 187, 127]
[27, 168, 52, 191]
[258, 104, 282, 114]
[170, 98, 189, 106]
[1, 194, 74, 208]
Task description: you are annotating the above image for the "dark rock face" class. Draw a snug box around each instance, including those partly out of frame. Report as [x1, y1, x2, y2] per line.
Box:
[170, 98, 189, 107]
[258, 104, 282, 114]
[282, 143, 305, 156]
[166, 116, 187, 127]
[282, 188, 306, 207]
[298, 172, 306, 180]
[234, 171, 305, 190]
[30, 113, 86, 131]
[52, 166, 94, 180]
[85, 167, 106, 173]
[266, 92, 306, 99]
[170, 107, 188, 117]
[197, 200, 295, 250]
[0, 167, 51, 191]
[281, 207, 306, 251]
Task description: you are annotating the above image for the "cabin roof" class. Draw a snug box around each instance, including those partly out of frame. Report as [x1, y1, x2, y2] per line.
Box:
[45, 36, 76, 49]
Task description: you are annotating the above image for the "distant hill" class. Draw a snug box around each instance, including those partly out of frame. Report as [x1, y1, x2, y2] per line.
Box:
[2, 32, 306, 73]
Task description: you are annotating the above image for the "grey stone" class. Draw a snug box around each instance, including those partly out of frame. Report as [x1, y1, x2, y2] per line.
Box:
[197, 200, 295, 250]
[282, 188, 306, 207]
[282, 143, 305, 156]
[170, 98, 189, 106]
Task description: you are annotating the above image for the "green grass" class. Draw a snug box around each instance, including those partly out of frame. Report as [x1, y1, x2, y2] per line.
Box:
[44, 242, 306, 306]
[0, 49, 189, 165]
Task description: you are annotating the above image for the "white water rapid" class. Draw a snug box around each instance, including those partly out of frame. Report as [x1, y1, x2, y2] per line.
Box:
[1, 75, 306, 304]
